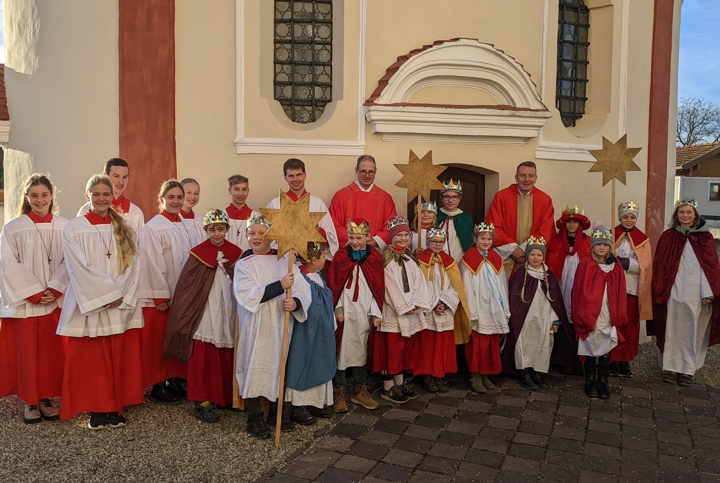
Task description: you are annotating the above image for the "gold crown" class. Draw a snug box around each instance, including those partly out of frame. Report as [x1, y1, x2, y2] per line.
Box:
[676, 198, 699, 209]
[246, 213, 272, 231]
[203, 209, 230, 227]
[387, 216, 409, 231]
[527, 235, 547, 247]
[617, 201, 639, 214]
[442, 179, 463, 194]
[421, 201, 437, 213]
[562, 205, 585, 217]
[427, 227, 447, 240]
[347, 219, 371, 235]
[298, 241, 325, 263]
[474, 222, 494, 233]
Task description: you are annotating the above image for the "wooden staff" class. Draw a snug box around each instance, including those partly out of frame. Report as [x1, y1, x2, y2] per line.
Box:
[611, 178, 616, 227]
[275, 251, 295, 447]
[417, 194, 422, 249]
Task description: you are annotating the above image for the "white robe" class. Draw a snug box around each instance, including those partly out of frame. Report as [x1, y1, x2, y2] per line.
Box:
[411, 229, 429, 252]
[234, 253, 311, 401]
[514, 266, 558, 372]
[267, 194, 339, 260]
[226, 211, 259, 253]
[661, 241, 713, 376]
[578, 262, 618, 357]
[137, 215, 193, 306]
[461, 252, 510, 335]
[380, 256, 434, 337]
[616, 238, 641, 296]
[424, 260, 459, 332]
[0, 215, 69, 318]
[286, 271, 334, 408]
[57, 216, 142, 337]
[77, 201, 144, 235]
[182, 214, 207, 248]
[192, 250, 236, 348]
[439, 208, 465, 259]
[336, 262, 382, 370]
[560, 252, 581, 323]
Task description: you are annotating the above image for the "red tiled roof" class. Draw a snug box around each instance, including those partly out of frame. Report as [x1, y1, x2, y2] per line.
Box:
[0, 65, 8, 122]
[676, 143, 720, 170]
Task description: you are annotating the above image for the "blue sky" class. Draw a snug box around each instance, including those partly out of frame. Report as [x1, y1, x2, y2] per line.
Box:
[0, 2, 716, 100]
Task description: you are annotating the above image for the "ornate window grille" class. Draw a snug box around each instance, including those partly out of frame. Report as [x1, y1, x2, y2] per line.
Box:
[556, 0, 590, 128]
[274, 1, 332, 124]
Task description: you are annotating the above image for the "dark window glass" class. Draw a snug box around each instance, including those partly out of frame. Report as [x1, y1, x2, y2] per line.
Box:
[710, 183, 720, 201]
[274, 1, 332, 124]
[556, 0, 589, 127]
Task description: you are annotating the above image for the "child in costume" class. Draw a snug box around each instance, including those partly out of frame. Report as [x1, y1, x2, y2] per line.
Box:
[411, 201, 438, 253]
[285, 236, 337, 424]
[234, 214, 312, 439]
[572, 222, 627, 400]
[0, 174, 68, 424]
[437, 180, 474, 259]
[179, 178, 206, 247]
[163, 209, 241, 423]
[225, 174, 257, 251]
[461, 223, 510, 393]
[374, 216, 434, 404]
[328, 219, 384, 412]
[650, 199, 720, 387]
[504, 236, 570, 390]
[416, 227, 470, 392]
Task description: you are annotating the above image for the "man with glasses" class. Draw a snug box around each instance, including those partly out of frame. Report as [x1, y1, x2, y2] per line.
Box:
[437, 180, 475, 259]
[329, 155, 397, 250]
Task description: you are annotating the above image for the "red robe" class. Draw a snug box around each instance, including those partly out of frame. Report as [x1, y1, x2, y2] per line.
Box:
[485, 184, 556, 248]
[546, 227, 591, 280]
[649, 227, 720, 352]
[329, 183, 397, 246]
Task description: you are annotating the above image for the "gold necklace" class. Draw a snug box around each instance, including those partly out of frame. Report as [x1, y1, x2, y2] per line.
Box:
[92, 224, 113, 259]
[31, 215, 54, 264]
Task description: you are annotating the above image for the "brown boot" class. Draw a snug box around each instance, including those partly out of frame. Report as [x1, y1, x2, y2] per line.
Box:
[333, 386, 348, 413]
[351, 385, 379, 410]
[469, 374, 487, 393]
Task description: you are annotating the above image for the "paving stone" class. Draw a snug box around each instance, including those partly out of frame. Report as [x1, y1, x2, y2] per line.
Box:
[545, 448, 583, 468]
[316, 467, 365, 483]
[464, 448, 505, 468]
[657, 430, 691, 445]
[621, 406, 653, 418]
[578, 469, 619, 482]
[621, 448, 658, 465]
[392, 436, 433, 454]
[454, 410, 489, 425]
[518, 420, 553, 436]
[428, 442, 467, 460]
[589, 420, 621, 434]
[382, 448, 423, 468]
[497, 395, 527, 408]
[590, 400, 622, 413]
[687, 405, 718, 418]
[685, 397, 714, 407]
[298, 449, 344, 466]
[491, 405, 525, 419]
[582, 455, 621, 476]
[555, 414, 587, 429]
[621, 436, 657, 452]
[360, 430, 401, 447]
[403, 424, 441, 441]
[621, 396, 653, 408]
[330, 423, 369, 440]
[442, 388, 469, 399]
[653, 401, 684, 412]
[368, 463, 412, 482]
[525, 401, 557, 413]
[622, 387, 651, 399]
[494, 470, 536, 482]
[513, 432, 548, 447]
[283, 460, 328, 480]
[342, 413, 380, 427]
[407, 469, 452, 483]
[458, 400, 492, 413]
[658, 466, 702, 482]
[698, 448, 720, 462]
[431, 395, 462, 407]
[701, 473, 720, 483]
[552, 425, 585, 441]
[384, 408, 419, 423]
[487, 415, 520, 431]
[445, 419, 481, 436]
[435, 430, 475, 447]
[620, 415, 654, 428]
[698, 459, 720, 475]
[507, 443, 545, 462]
[500, 455, 541, 475]
[658, 453, 695, 470]
[655, 410, 686, 423]
[349, 442, 390, 460]
[538, 462, 579, 483]
[528, 392, 559, 404]
[453, 462, 498, 482]
[265, 474, 311, 483]
[333, 454, 377, 474]
[590, 410, 622, 423]
[623, 426, 656, 441]
[557, 405, 589, 419]
[413, 413, 450, 429]
[472, 438, 509, 454]
[372, 418, 409, 435]
[479, 426, 516, 442]
[522, 409, 555, 424]
[401, 400, 429, 412]
[547, 436, 585, 454]
[417, 455, 459, 475]
[315, 435, 355, 452]
[361, 477, 393, 483]
[656, 420, 689, 434]
[423, 403, 457, 418]
[586, 430, 622, 447]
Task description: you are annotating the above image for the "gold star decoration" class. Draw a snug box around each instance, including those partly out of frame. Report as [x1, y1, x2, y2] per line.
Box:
[588, 135, 642, 186]
[260, 190, 326, 260]
[394, 150, 448, 203]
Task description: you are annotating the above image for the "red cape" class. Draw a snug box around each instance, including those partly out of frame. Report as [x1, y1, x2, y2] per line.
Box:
[571, 255, 628, 341]
[329, 246, 385, 312]
[416, 249, 456, 269]
[329, 183, 397, 246]
[546, 227, 591, 280]
[613, 225, 649, 249]
[461, 246, 503, 275]
[189, 239, 242, 268]
[649, 227, 720, 351]
[485, 184, 556, 248]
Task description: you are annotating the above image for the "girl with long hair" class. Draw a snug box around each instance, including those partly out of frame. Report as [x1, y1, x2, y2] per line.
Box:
[179, 178, 206, 246]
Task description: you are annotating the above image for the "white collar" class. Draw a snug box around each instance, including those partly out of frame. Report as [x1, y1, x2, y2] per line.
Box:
[354, 181, 375, 192]
[517, 185, 535, 196]
[440, 207, 464, 215]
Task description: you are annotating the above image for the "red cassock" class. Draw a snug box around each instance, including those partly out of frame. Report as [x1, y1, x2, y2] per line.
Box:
[329, 183, 397, 246]
[485, 184, 556, 248]
[141, 306, 188, 386]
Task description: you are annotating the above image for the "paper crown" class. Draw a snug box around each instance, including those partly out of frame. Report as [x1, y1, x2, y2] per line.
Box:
[474, 222, 495, 233]
[563, 205, 585, 217]
[617, 201, 639, 220]
[421, 201, 437, 214]
[387, 216, 410, 231]
[557, 204, 590, 230]
[676, 198, 699, 209]
[203, 209, 230, 227]
[347, 218, 370, 235]
[427, 227, 447, 240]
[246, 213, 273, 231]
[442, 179, 463, 194]
[527, 235, 547, 247]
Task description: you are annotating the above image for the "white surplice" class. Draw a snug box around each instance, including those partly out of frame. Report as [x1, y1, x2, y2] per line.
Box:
[514, 266, 558, 372]
[424, 260, 459, 332]
[380, 255, 434, 337]
[77, 201, 144, 235]
[57, 216, 142, 337]
[411, 229, 429, 252]
[286, 271, 334, 408]
[615, 238, 641, 296]
[560, 252, 581, 323]
[661, 241, 713, 376]
[267, 194, 339, 259]
[192, 250, 236, 348]
[234, 253, 311, 401]
[578, 262, 619, 357]
[0, 215, 69, 318]
[438, 208, 465, 260]
[461, 253, 510, 335]
[181, 214, 207, 248]
[335, 259, 382, 370]
[226, 212, 259, 253]
[137, 214, 193, 306]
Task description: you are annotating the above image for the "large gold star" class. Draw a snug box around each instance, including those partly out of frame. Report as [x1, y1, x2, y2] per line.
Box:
[394, 150, 448, 203]
[588, 135, 642, 186]
[260, 190, 326, 260]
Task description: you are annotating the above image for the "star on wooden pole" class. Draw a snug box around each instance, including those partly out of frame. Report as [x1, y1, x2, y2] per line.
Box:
[260, 190, 327, 261]
[394, 150, 448, 203]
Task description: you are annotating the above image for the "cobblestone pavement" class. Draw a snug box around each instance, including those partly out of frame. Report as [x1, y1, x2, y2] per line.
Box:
[263, 371, 720, 483]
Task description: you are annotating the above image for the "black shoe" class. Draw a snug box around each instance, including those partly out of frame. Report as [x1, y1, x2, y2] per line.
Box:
[168, 378, 187, 399]
[520, 369, 539, 390]
[584, 359, 599, 399]
[609, 362, 620, 377]
[307, 405, 334, 419]
[619, 362, 633, 378]
[435, 377, 450, 393]
[421, 376, 439, 393]
[290, 406, 317, 425]
[268, 404, 296, 432]
[88, 412, 109, 430]
[662, 371, 677, 383]
[108, 412, 127, 428]
[150, 382, 182, 405]
[381, 385, 409, 404]
[247, 414, 272, 439]
[597, 377, 610, 399]
[194, 403, 220, 423]
[530, 369, 548, 389]
[678, 374, 693, 387]
[399, 382, 419, 400]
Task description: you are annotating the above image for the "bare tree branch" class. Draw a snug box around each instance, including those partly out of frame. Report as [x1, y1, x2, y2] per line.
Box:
[677, 96, 720, 146]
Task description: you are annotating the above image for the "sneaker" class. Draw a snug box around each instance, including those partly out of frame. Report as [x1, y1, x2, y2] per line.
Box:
[435, 377, 450, 393]
[469, 374, 487, 393]
[23, 405, 42, 425]
[333, 386, 348, 413]
[247, 415, 272, 439]
[290, 406, 317, 425]
[481, 375, 495, 390]
[421, 376, 439, 393]
[150, 382, 182, 405]
[194, 403, 220, 424]
[108, 412, 127, 428]
[380, 385, 409, 404]
[678, 374, 693, 387]
[399, 382, 419, 400]
[662, 371, 677, 383]
[88, 412, 109, 430]
[38, 399, 60, 421]
[307, 405, 334, 419]
[619, 362, 633, 378]
[351, 385, 379, 410]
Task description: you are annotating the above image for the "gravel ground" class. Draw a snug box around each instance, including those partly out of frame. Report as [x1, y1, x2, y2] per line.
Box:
[0, 396, 331, 483]
[631, 341, 720, 387]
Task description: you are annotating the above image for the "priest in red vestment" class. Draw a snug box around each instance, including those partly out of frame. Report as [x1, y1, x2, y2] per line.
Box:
[329, 155, 397, 249]
[485, 162, 555, 278]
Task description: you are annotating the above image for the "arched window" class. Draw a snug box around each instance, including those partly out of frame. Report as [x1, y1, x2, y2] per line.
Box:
[556, 0, 590, 128]
[274, 1, 332, 124]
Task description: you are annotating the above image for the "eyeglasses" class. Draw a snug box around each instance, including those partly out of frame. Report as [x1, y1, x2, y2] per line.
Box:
[442, 195, 460, 200]
[428, 240, 445, 245]
[358, 170, 376, 176]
